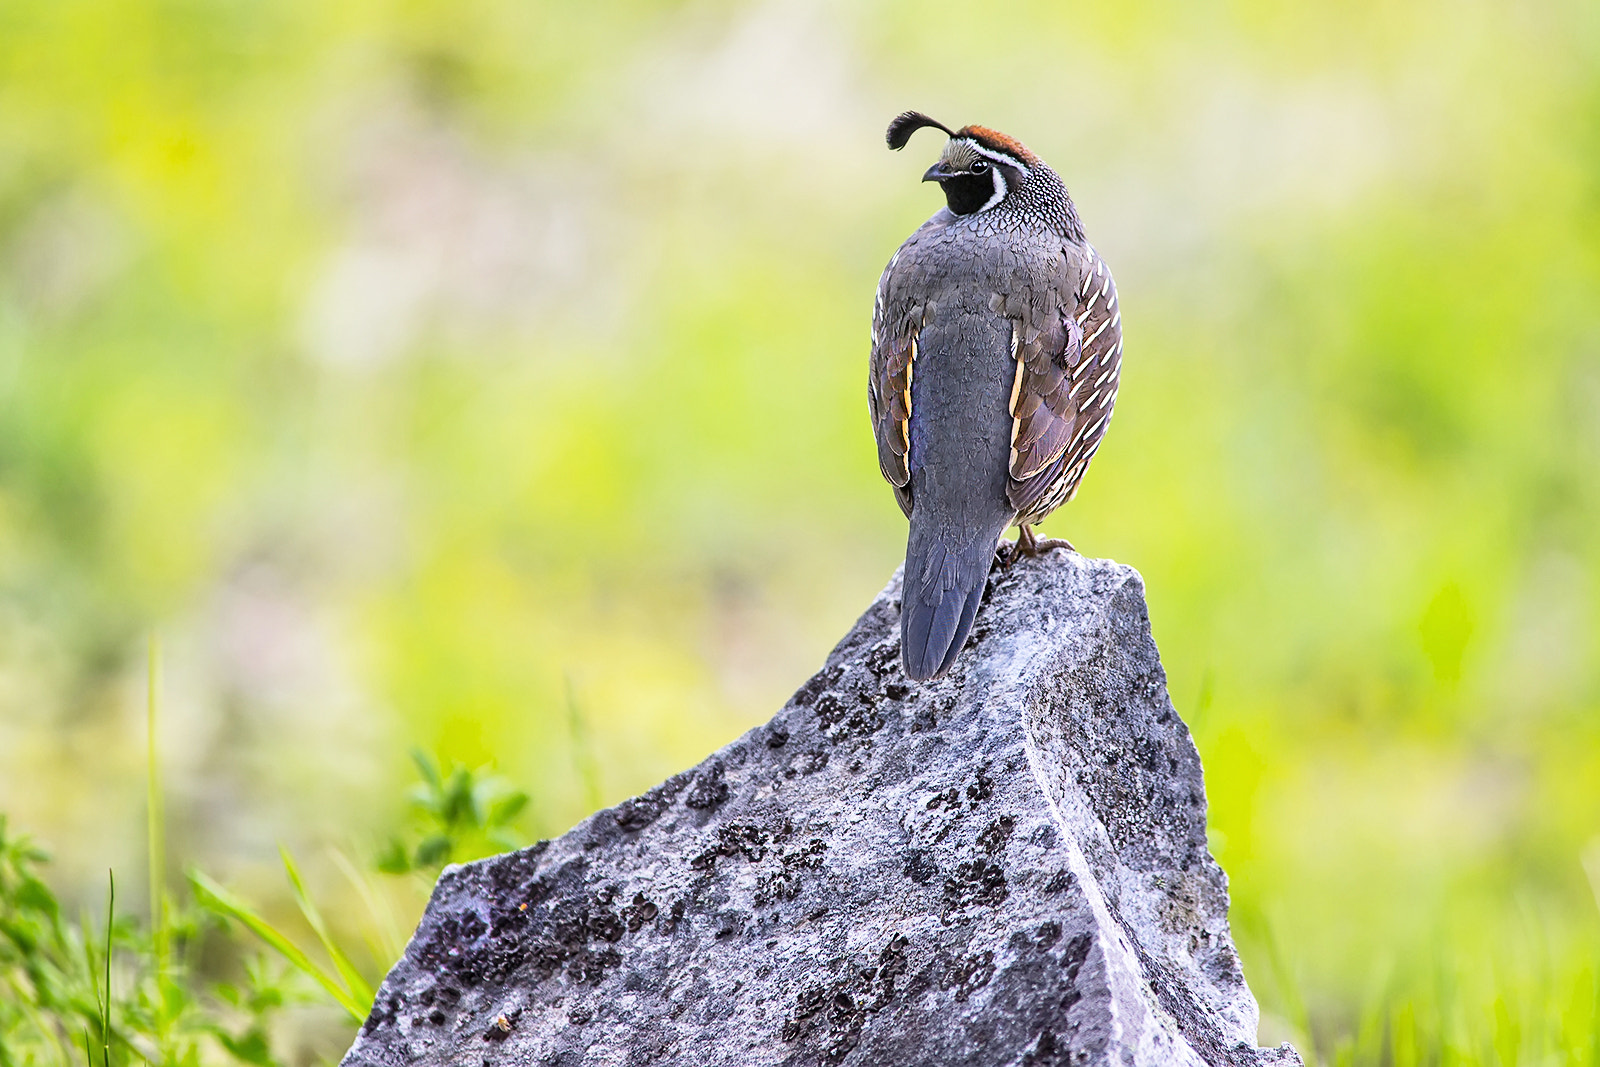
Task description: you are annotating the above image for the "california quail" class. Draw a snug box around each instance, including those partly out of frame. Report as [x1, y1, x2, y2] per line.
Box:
[870, 112, 1123, 681]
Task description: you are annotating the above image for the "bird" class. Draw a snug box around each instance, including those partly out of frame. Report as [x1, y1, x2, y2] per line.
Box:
[869, 112, 1123, 681]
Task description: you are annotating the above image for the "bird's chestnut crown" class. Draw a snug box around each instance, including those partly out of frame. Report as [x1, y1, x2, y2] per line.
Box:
[886, 110, 1037, 217]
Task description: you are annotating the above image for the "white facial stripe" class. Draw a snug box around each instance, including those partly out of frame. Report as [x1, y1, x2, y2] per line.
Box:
[978, 167, 1007, 211]
[954, 138, 1030, 176]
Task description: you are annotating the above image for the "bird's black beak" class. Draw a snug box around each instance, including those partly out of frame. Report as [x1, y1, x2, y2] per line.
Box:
[922, 162, 954, 182]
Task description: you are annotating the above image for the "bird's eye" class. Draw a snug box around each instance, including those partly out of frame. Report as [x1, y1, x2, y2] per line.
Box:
[971, 159, 990, 173]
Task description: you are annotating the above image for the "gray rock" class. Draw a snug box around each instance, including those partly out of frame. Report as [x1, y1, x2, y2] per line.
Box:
[342, 554, 1300, 1067]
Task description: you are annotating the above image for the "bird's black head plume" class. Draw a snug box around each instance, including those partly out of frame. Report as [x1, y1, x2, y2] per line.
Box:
[886, 111, 955, 150]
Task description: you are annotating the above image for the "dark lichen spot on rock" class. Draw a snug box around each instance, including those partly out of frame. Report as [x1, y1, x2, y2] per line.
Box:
[414, 909, 519, 990]
[1043, 869, 1074, 894]
[1028, 823, 1059, 849]
[586, 909, 624, 942]
[944, 859, 1008, 911]
[685, 761, 731, 810]
[621, 892, 659, 932]
[780, 934, 909, 1064]
[785, 748, 829, 778]
[977, 816, 1017, 854]
[870, 639, 908, 681]
[941, 949, 996, 1002]
[813, 694, 886, 742]
[765, 726, 789, 748]
[612, 773, 691, 832]
[754, 838, 827, 905]
[902, 849, 937, 884]
[791, 665, 844, 709]
[361, 994, 399, 1035]
[865, 641, 901, 677]
[621, 968, 664, 994]
[569, 946, 623, 984]
[488, 844, 547, 898]
[690, 822, 773, 871]
[909, 693, 957, 733]
[966, 764, 995, 807]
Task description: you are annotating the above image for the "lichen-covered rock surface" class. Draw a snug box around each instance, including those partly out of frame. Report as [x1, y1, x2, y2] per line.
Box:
[342, 554, 1300, 1067]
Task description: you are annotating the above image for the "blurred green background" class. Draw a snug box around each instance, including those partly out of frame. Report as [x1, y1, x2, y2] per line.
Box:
[1, 0, 1598, 1061]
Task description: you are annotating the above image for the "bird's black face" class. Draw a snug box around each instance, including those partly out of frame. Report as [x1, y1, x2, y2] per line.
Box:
[922, 142, 1020, 216]
[925, 161, 1001, 215]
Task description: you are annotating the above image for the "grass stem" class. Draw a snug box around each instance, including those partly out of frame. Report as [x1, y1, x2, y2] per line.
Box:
[146, 634, 168, 1056]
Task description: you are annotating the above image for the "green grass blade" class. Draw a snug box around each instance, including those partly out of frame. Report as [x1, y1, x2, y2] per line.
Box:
[277, 845, 374, 1011]
[328, 846, 405, 966]
[187, 869, 365, 1022]
[80, 897, 108, 1066]
[146, 633, 169, 1058]
[101, 870, 112, 1067]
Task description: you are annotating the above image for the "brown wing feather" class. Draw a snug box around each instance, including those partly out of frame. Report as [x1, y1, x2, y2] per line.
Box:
[1007, 246, 1122, 522]
[870, 323, 917, 517]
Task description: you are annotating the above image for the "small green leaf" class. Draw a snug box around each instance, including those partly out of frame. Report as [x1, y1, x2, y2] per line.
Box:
[375, 839, 411, 875]
[213, 1025, 275, 1067]
[15, 876, 59, 919]
[409, 750, 441, 790]
[441, 768, 476, 830]
[487, 791, 528, 828]
[413, 835, 452, 869]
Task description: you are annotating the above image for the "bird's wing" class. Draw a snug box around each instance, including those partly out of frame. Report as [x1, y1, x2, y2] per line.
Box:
[869, 319, 917, 517]
[870, 215, 960, 518]
[1007, 245, 1123, 519]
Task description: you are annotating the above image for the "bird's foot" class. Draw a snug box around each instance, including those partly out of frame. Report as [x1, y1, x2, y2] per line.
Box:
[1027, 536, 1077, 554]
[1014, 524, 1076, 559]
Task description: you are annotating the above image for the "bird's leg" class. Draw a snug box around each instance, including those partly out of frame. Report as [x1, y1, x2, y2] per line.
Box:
[1017, 523, 1039, 554]
[995, 525, 1030, 570]
[1015, 523, 1076, 557]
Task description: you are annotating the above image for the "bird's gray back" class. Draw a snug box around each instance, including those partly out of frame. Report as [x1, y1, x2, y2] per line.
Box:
[880, 218, 1079, 537]
[908, 296, 1014, 547]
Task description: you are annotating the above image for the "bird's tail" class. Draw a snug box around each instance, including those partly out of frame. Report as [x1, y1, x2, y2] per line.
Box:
[900, 526, 1000, 681]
